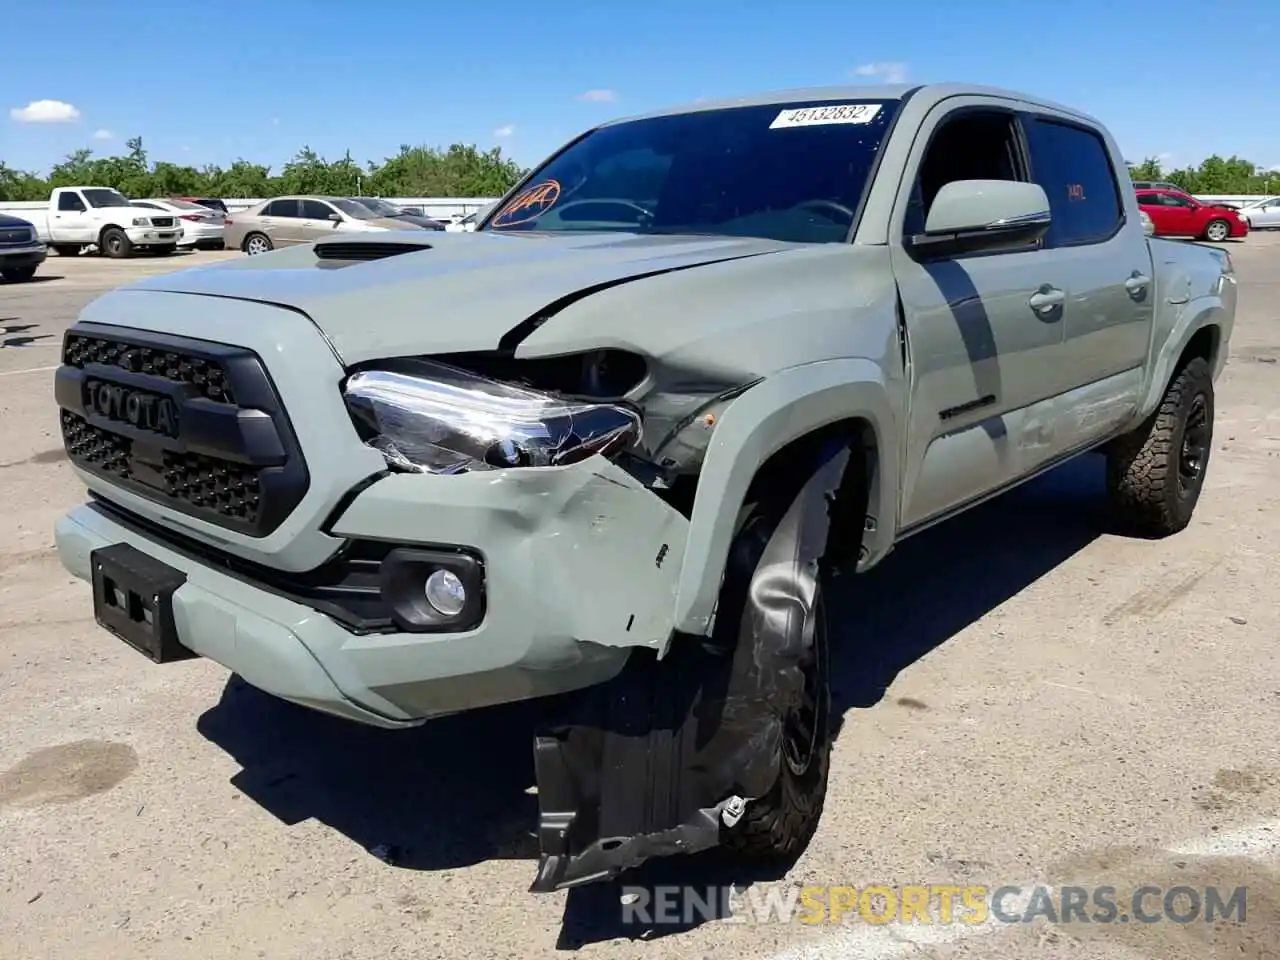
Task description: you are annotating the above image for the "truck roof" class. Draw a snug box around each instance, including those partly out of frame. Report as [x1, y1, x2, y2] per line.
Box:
[601, 82, 1099, 129]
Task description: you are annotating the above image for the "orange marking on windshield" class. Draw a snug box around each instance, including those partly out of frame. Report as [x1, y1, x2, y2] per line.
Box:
[492, 179, 562, 228]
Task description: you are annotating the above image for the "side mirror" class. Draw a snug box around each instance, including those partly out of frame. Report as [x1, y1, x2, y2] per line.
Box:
[328, 212, 343, 223]
[908, 180, 1051, 258]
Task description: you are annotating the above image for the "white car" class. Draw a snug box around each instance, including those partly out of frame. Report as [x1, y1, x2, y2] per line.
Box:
[444, 202, 496, 232]
[130, 198, 227, 249]
[1238, 196, 1280, 230]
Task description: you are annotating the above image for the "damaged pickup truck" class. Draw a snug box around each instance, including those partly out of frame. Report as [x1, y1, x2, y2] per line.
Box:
[54, 83, 1236, 892]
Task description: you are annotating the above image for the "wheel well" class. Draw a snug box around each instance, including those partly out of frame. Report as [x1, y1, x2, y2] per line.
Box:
[1178, 323, 1219, 374]
[743, 418, 877, 572]
[97, 224, 123, 244]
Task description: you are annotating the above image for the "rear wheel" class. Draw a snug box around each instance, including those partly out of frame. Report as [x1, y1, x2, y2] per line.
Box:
[1203, 219, 1230, 242]
[100, 227, 131, 259]
[243, 232, 272, 255]
[717, 507, 833, 865]
[1106, 356, 1214, 537]
[1, 265, 38, 282]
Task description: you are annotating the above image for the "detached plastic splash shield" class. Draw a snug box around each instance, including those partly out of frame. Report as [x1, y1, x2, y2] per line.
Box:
[529, 447, 849, 891]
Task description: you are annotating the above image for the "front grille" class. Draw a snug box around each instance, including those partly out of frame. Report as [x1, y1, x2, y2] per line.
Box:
[151, 217, 176, 228]
[64, 333, 236, 403]
[62, 412, 264, 524]
[56, 323, 310, 537]
[0, 227, 33, 246]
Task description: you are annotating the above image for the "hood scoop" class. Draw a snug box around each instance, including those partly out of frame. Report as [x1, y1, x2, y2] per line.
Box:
[314, 240, 430, 264]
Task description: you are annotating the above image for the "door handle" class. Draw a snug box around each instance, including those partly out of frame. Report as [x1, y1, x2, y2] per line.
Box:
[1124, 272, 1151, 292]
[1028, 286, 1065, 314]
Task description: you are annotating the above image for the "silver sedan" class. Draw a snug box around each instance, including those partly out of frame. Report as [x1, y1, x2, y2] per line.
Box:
[1238, 196, 1280, 230]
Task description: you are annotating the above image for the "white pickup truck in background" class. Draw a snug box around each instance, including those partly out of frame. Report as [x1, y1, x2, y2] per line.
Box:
[0, 187, 184, 259]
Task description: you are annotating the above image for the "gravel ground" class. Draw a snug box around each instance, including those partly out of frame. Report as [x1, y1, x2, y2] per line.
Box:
[1, 240, 1277, 959]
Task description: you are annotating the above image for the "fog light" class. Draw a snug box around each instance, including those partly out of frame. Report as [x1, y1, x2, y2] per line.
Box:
[424, 569, 466, 617]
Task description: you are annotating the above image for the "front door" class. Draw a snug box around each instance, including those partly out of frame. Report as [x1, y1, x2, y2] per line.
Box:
[887, 99, 1069, 531]
[52, 190, 95, 243]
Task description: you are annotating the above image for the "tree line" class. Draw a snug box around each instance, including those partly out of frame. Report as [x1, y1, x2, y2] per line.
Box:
[1126, 155, 1278, 195]
[1, 138, 1276, 203]
[0, 137, 530, 202]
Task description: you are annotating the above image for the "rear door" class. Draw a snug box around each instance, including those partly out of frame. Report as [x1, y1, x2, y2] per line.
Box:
[1021, 114, 1153, 424]
[259, 198, 303, 245]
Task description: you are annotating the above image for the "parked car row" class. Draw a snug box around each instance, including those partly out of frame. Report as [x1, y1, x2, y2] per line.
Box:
[1132, 184, 1278, 242]
[226, 195, 450, 255]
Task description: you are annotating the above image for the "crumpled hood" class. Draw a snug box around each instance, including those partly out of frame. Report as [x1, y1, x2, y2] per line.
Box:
[124, 230, 793, 363]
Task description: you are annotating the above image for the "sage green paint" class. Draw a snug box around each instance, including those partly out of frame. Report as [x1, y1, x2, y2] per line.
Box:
[55, 82, 1237, 724]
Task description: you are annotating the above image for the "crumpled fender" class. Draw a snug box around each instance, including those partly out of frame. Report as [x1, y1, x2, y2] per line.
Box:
[528, 443, 852, 892]
[669, 358, 896, 640]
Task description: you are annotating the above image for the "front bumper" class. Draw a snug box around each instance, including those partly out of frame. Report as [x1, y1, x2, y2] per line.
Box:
[56, 452, 688, 725]
[124, 225, 184, 246]
[0, 243, 48, 268]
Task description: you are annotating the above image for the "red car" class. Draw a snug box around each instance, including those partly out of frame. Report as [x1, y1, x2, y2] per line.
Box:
[1135, 188, 1248, 242]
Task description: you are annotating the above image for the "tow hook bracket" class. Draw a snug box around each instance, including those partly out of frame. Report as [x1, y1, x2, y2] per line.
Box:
[720, 795, 748, 829]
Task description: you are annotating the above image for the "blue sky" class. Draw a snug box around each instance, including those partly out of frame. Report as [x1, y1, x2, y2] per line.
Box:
[2, 0, 1277, 178]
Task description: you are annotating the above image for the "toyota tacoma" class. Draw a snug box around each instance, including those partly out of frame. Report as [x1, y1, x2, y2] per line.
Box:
[54, 83, 1236, 892]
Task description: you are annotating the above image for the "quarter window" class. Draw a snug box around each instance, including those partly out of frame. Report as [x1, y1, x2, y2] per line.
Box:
[1025, 118, 1123, 246]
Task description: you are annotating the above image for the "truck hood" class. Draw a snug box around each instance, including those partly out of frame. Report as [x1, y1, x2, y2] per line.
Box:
[124, 230, 794, 363]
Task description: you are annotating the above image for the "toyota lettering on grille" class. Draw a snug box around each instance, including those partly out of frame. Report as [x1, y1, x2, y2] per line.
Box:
[84, 379, 179, 438]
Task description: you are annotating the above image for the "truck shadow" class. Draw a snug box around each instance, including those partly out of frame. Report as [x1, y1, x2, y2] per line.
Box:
[195, 453, 1107, 946]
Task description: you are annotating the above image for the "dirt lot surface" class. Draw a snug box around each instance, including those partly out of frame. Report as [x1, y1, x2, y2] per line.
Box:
[1, 242, 1277, 959]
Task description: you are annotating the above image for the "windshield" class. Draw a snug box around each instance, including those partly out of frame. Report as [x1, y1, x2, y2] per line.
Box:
[482, 99, 898, 243]
[331, 198, 379, 219]
[83, 188, 132, 208]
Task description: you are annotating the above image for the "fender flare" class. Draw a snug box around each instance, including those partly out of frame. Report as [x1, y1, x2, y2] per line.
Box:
[671, 358, 898, 637]
[1137, 295, 1228, 419]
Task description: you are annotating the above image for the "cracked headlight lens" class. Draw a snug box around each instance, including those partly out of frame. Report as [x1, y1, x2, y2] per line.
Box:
[343, 359, 642, 475]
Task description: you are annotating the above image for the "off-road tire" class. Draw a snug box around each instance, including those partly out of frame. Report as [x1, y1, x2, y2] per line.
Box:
[717, 507, 832, 866]
[243, 232, 272, 255]
[1203, 219, 1230, 242]
[1106, 356, 1214, 537]
[1, 265, 38, 283]
[52, 244, 81, 257]
[100, 227, 131, 259]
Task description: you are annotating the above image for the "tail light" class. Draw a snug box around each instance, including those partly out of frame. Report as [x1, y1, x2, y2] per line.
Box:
[180, 214, 202, 222]
[223, 218, 232, 225]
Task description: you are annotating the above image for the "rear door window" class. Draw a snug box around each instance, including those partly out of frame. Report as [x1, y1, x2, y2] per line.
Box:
[1024, 117, 1124, 246]
[263, 199, 300, 217]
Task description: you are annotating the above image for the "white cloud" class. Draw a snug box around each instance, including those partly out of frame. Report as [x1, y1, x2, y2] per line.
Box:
[92, 128, 114, 141]
[852, 62, 909, 84]
[9, 99, 81, 123]
[493, 124, 515, 138]
[577, 89, 616, 102]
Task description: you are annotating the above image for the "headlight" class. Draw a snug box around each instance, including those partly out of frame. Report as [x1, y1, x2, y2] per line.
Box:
[343, 359, 643, 474]
[132, 217, 149, 227]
